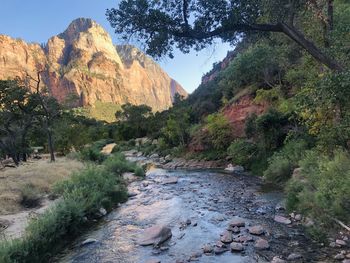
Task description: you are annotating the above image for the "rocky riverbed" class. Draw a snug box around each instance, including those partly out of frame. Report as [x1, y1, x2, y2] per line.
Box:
[56, 156, 349, 263]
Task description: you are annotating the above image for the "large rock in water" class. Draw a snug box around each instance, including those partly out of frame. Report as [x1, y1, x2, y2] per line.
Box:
[0, 18, 187, 114]
[138, 225, 172, 246]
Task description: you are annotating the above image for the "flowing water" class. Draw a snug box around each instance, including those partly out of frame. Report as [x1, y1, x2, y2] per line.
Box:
[56, 166, 330, 263]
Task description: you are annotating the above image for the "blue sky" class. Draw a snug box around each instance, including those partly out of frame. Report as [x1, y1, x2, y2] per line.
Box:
[0, 0, 232, 93]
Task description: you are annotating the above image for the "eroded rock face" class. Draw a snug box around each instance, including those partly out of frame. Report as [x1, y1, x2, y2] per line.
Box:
[0, 18, 187, 112]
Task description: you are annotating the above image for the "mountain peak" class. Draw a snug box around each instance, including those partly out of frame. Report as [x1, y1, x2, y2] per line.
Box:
[58, 18, 106, 42]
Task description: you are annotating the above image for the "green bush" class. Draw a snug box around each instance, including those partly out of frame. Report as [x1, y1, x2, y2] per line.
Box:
[134, 166, 145, 177]
[264, 139, 309, 185]
[80, 147, 106, 163]
[286, 149, 350, 224]
[0, 197, 85, 263]
[54, 165, 127, 213]
[227, 139, 258, 167]
[103, 153, 135, 175]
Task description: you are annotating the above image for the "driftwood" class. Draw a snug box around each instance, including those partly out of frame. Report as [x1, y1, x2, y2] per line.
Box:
[332, 217, 350, 232]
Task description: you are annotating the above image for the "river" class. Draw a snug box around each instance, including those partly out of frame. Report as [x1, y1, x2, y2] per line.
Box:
[56, 164, 331, 263]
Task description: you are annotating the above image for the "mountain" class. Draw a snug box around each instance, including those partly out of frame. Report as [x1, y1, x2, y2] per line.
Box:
[0, 18, 187, 112]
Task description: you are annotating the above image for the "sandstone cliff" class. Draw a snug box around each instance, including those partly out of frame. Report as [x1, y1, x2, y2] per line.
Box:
[0, 18, 187, 112]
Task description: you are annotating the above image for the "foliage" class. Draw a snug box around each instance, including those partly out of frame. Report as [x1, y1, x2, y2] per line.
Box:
[0, 152, 130, 262]
[113, 103, 152, 140]
[161, 109, 191, 147]
[286, 149, 350, 224]
[205, 113, 234, 151]
[295, 71, 350, 151]
[264, 139, 310, 185]
[79, 139, 112, 163]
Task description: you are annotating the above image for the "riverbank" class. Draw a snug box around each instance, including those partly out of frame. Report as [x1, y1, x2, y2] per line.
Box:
[0, 147, 144, 263]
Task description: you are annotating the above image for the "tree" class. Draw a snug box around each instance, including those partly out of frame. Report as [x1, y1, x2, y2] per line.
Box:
[0, 80, 38, 165]
[107, 0, 343, 71]
[114, 103, 152, 139]
[25, 73, 61, 162]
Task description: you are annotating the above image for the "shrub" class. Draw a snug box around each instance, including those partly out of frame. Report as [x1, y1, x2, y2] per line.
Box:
[286, 149, 350, 224]
[227, 139, 258, 167]
[0, 162, 128, 263]
[134, 166, 145, 177]
[264, 139, 309, 185]
[103, 153, 135, 175]
[20, 184, 41, 208]
[79, 147, 106, 163]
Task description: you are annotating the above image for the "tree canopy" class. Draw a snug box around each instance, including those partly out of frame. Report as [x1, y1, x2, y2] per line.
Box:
[107, 0, 343, 71]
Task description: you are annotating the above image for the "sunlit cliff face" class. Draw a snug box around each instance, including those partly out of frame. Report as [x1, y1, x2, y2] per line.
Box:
[0, 18, 187, 111]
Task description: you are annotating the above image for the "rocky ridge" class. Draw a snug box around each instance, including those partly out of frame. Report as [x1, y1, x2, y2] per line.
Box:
[0, 18, 187, 112]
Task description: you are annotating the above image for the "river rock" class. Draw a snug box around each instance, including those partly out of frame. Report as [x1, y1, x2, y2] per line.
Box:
[146, 259, 161, 263]
[230, 242, 244, 252]
[287, 253, 302, 261]
[220, 231, 233, 243]
[202, 244, 213, 254]
[162, 177, 178, 185]
[274, 215, 291, 225]
[225, 164, 244, 173]
[334, 253, 345, 260]
[214, 247, 229, 255]
[271, 256, 286, 263]
[229, 217, 246, 227]
[122, 172, 139, 183]
[249, 225, 265, 235]
[81, 238, 98, 246]
[234, 235, 253, 243]
[99, 207, 107, 216]
[254, 238, 270, 250]
[336, 239, 347, 247]
[138, 225, 172, 246]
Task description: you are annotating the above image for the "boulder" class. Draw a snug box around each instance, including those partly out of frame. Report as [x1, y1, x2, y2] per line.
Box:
[138, 225, 172, 246]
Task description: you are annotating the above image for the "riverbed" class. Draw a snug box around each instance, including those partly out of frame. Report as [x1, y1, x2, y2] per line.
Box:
[56, 166, 332, 263]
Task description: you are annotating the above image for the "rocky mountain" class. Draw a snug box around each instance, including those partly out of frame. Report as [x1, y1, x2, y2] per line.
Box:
[0, 18, 187, 112]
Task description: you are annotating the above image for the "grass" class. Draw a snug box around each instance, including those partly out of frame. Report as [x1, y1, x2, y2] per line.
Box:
[0, 153, 133, 262]
[0, 158, 84, 215]
[0, 144, 144, 262]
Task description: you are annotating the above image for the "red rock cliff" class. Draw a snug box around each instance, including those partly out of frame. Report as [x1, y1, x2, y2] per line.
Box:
[0, 18, 187, 111]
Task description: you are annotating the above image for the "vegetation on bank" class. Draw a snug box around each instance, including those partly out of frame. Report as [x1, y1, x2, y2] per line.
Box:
[0, 141, 146, 263]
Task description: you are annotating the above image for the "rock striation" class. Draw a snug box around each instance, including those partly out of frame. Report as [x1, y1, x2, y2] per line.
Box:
[0, 18, 187, 112]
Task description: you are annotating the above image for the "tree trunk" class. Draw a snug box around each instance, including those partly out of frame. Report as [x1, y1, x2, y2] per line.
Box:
[328, 0, 334, 31]
[47, 128, 55, 162]
[279, 23, 344, 71]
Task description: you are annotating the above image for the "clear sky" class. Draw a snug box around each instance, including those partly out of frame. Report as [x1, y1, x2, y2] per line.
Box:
[0, 0, 232, 93]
